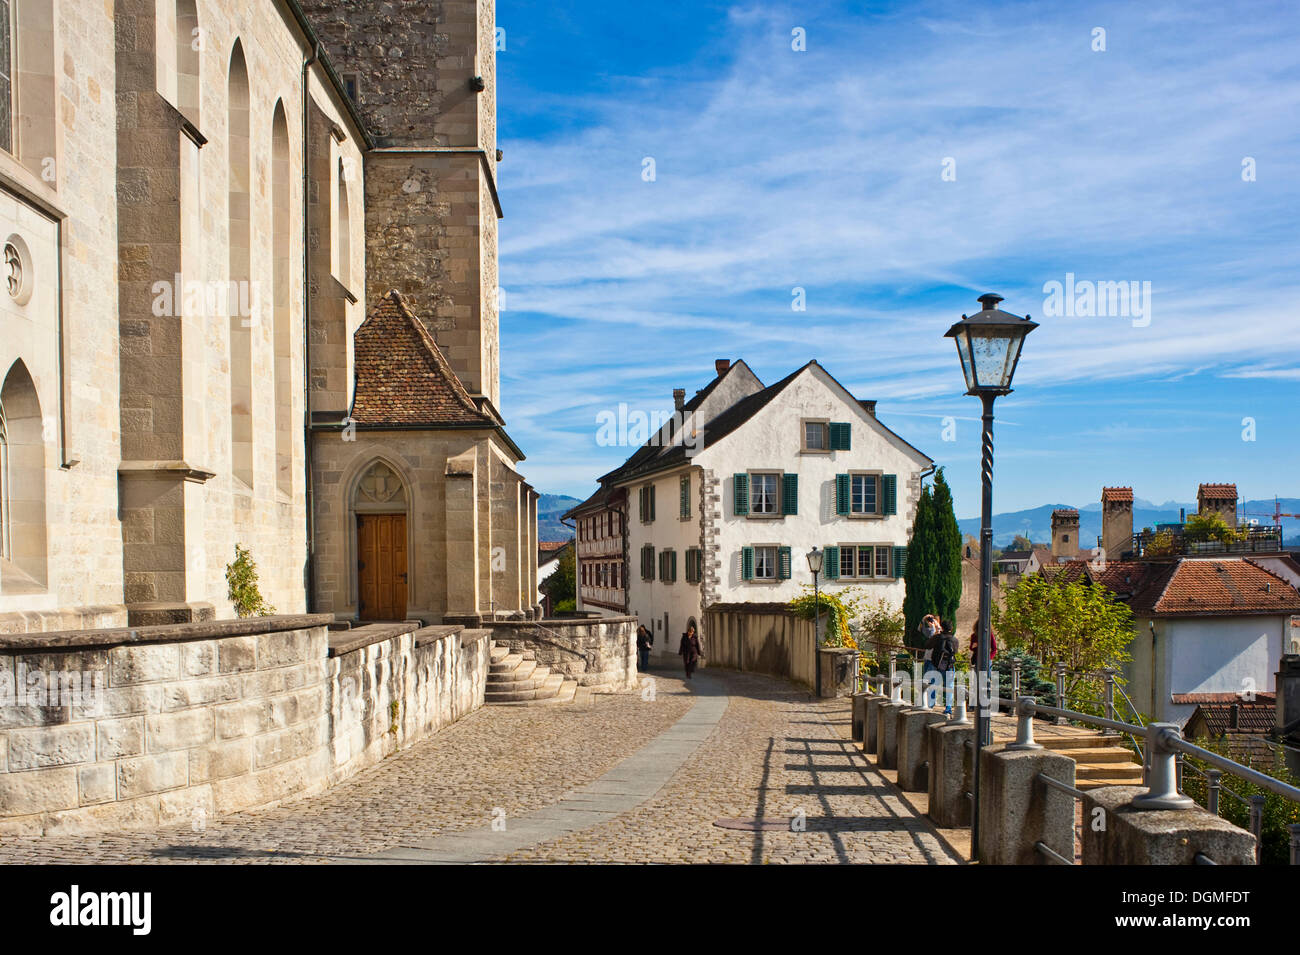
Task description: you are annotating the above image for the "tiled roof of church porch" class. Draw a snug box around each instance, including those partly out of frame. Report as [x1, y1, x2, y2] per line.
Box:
[349, 289, 499, 428]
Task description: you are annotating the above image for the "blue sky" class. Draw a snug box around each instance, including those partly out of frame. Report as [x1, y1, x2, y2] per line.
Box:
[493, 0, 1300, 520]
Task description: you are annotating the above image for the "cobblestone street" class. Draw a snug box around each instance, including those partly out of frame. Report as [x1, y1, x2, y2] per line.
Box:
[0, 668, 959, 865]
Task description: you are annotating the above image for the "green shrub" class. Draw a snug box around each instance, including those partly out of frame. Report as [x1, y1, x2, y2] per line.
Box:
[225, 544, 276, 618]
[1180, 738, 1300, 865]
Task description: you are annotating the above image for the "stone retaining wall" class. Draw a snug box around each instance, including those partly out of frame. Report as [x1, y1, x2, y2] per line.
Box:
[487, 617, 637, 691]
[0, 615, 489, 836]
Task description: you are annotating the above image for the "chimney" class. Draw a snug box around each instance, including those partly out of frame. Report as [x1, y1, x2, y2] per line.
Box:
[672, 388, 685, 412]
[1051, 508, 1080, 559]
[1101, 487, 1134, 560]
[1197, 483, 1238, 529]
[1228, 702, 1239, 730]
[714, 358, 731, 377]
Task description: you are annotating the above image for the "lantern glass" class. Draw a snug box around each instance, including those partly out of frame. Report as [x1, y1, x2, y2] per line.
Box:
[806, 546, 824, 575]
[968, 325, 1024, 391]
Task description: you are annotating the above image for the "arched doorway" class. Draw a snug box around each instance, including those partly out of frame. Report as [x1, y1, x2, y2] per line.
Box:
[353, 460, 408, 620]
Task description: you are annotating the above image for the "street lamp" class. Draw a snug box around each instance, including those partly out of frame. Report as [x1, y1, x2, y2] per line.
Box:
[944, 292, 1037, 862]
[807, 546, 824, 697]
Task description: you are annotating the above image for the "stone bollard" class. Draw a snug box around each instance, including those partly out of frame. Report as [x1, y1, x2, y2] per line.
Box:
[1080, 787, 1257, 865]
[977, 744, 1077, 864]
[897, 708, 949, 792]
[875, 700, 909, 769]
[851, 692, 872, 743]
[864, 694, 889, 754]
[927, 721, 974, 828]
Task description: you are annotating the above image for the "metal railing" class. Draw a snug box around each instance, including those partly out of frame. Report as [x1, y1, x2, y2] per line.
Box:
[1003, 695, 1300, 864]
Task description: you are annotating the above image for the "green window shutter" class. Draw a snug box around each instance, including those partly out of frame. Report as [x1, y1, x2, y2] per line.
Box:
[830, 422, 851, 450]
[778, 546, 792, 580]
[882, 474, 898, 515]
[835, 474, 850, 515]
[670, 550, 678, 582]
[680, 476, 690, 518]
[733, 473, 749, 515]
[782, 473, 798, 515]
[649, 486, 656, 522]
[741, 546, 754, 581]
[893, 545, 907, 579]
[824, 545, 840, 580]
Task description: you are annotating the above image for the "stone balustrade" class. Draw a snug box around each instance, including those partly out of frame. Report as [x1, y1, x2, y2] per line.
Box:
[0, 614, 489, 836]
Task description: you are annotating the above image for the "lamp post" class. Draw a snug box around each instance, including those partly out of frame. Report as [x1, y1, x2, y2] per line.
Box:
[808, 546, 824, 697]
[944, 292, 1037, 862]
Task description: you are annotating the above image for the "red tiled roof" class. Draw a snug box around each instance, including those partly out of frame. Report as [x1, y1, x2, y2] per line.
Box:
[1102, 487, 1133, 502]
[1052, 508, 1079, 520]
[1198, 483, 1238, 501]
[1173, 692, 1275, 705]
[1088, 560, 1153, 596]
[350, 290, 497, 428]
[1128, 559, 1300, 617]
[538, 541, 569, 553]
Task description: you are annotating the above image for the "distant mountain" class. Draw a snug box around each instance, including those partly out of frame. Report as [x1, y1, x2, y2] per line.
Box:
[957, 497, 1300, 550]
[538, 493, 581, 543]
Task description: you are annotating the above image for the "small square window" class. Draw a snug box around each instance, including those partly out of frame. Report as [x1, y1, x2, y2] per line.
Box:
[875, 546, 891, 578]
[804, 421, 829, 451]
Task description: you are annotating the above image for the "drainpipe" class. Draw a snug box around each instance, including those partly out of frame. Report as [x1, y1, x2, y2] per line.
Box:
[302, 43, 319, 612]
[1149, 619, 1158, 718]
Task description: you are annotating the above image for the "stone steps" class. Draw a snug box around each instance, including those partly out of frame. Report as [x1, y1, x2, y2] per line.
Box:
[484, 644, 582, 706]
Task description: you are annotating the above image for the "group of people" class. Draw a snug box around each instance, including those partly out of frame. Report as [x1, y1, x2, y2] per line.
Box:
[917, 613, 998, 713]
[634, 621, 705, 679]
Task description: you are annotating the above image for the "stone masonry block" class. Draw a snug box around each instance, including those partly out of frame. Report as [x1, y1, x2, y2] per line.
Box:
[7, 723, 97, 770]
[1081, 786, 1257, 865]
[978, 744, 1077, 865]
[116, 752, 188, 799]
[0, 767, 79, 814]
[109, 643, 180, 685]
[145, 708, 214, 752]
[97, 717, 145, 759]
[78, 763, 117, 805]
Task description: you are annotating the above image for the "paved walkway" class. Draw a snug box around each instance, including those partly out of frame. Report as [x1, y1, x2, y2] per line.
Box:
[0, 668, 959, 865]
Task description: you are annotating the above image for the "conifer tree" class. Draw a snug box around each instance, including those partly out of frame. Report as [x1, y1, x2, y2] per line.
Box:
[931, 468, 964, 631]
[903, 483, 935, 650]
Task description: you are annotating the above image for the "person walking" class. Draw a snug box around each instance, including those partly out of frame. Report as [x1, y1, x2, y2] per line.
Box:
[679, 622, 704, 680]
[635, 623, 653, 672]
[923, 618, 959, 713]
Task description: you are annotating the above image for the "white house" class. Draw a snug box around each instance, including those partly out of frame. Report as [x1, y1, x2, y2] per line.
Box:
[571, 358, 932, 661]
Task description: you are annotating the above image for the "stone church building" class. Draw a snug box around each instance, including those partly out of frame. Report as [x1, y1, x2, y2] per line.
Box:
[0, 0, 538, 633]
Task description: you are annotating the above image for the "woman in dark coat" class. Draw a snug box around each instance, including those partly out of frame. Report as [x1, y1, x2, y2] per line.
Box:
[679, 623, 704, 679]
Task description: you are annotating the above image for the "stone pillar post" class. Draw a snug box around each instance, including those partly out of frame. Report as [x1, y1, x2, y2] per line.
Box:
[875, 700, 908, 769]
[1081, 787, 1256, 864]
[977, 744, 1077, 864]
[927, 721, 974, 828]
[898, 708, 948, 791]
[865, 694, 889, 753]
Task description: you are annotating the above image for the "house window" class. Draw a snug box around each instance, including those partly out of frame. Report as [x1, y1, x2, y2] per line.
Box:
[804, 421, 829, 451]
[658, 549, 677, 583]
[640, 485, 656, 523]
[680, 475, 691, 519]
[641, 544, 655, 580]
[342, 72, 360, 104]
[750, 472, 779, 515]
[852, 474, 878, 514]
[685, 547, 702, 584]
[837, 545, 896, 579]
[754, 545, 776, 580]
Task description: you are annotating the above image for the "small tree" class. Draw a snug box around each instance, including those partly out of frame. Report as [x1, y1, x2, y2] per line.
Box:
[992, 573, 1133, 703]
[1010, 534, 1033, 552]
[1184, 511, 1241, 544]
[543, 544, 576, 607]
[225, 544, 275, 617]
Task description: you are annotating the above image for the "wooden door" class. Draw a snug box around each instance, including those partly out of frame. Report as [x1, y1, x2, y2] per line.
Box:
[357, 513, 408, 620]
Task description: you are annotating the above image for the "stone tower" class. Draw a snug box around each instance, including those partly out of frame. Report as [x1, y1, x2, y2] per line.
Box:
[297, 0, 502, 408]
[1197, 483, 1238, 529]
[1051, 508, 1079, 559]
[1101, 487, 1134, 560]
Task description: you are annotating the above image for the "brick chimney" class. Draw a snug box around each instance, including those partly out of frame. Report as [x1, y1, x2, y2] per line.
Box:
[714, 358, 731, 377]
[1197, 483, 1238, 529]
[1101, 487, 1134, 560]
[1051, 508, 1079, 559]
[672, 388, 685, 412]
